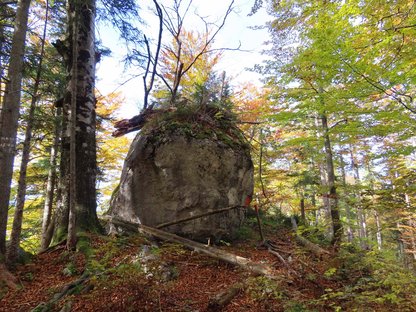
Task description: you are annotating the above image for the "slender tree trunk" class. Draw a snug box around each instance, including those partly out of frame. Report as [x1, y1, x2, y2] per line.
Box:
[0, 12, 4, 113]
[41, 107, 61, 250]
[404, 193, 416, 264]
[66, 0, 79, 250]
[318, 162, 332, 229]
[6, 0, 49, 265]
[314, 116, 331, 233]
[300, 195, 306, 224]
[320, 113, 342, 245]
[339, 152, 353, 243]
[350, 146, 368, 249]
[374, 210, 382, 250]
[365, 150, 382, 251]
[0, 0, 31, 261]
[53, 107, 70, 242]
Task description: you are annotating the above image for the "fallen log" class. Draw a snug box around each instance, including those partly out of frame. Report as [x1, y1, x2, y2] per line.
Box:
[156, 205, 244, 229]
[291, 217, 330, 258]
[104, 216, 275, 278]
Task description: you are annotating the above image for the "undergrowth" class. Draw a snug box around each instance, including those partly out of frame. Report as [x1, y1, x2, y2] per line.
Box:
[315, 244, 416, 311]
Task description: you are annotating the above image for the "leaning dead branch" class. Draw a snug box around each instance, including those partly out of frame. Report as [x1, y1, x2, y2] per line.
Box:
[291, 217, 330, 258]
[156, 205, 244, 229]
[103, 216, 276, 278]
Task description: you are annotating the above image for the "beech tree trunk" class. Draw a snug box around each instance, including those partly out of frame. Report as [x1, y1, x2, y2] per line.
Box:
[0, 0, 31, 261]
[53, 0, 100, 245]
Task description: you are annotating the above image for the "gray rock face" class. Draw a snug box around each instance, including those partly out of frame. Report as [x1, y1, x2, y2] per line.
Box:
[110, 131, 253, 242]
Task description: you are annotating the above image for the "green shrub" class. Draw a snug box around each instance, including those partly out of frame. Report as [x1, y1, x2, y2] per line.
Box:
[319, 247, 416, 311]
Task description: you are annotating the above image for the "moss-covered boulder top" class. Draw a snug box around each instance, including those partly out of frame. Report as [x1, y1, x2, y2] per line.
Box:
[141, 103, 250, 152]
[109, 103, 254, 242]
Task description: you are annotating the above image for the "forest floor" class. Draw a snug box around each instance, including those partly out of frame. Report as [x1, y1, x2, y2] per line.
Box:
[0, 220, 400, 312]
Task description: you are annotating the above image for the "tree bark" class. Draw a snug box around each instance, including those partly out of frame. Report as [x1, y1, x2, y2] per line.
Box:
[320, 113, 342, 246]
[41, 107, 61, 250]
[53, 0, 100, 244]
[374, 210, 382, 250]
[339, 151, 354, 243]
[314, 116, 331, 233]
[0, 0, 31, 261]
[300, 196, 306, 225]
[6, 0, 49, 265]
[350, 146, 368, 249]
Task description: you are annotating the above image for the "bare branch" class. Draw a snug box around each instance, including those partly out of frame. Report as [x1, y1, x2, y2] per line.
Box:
[181, 0, 235, 77]
[143, 0, 163, 109]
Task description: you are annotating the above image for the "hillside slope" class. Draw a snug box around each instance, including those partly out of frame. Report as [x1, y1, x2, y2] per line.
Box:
[1, 221, 413, 311]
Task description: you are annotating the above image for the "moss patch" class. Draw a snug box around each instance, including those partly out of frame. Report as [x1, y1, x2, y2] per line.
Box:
[141, 102, 250, 152]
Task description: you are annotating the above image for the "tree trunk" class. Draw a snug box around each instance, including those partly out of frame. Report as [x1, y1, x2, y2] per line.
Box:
[0, 10, 4, 112]
[53, 0, 100, 244]
[339, 152, 354, 243]
[300, 196, 306, 225]
[320, 113, 342, 245]
[374, 210, 382, 250]
[41, 107, 62, 250]
[72, 0, 100, 232]
[66, 0, 79, 251]
[0, 0, 31, 260]
[6, 0, 49, 265]
[350, 146, 368, 249]
[314, 116, 331, 233]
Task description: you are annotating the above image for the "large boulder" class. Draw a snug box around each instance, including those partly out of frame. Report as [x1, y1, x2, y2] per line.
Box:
[109, 106, 254, 242]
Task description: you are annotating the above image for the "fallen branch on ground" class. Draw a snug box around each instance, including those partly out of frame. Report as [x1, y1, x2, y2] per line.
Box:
[103, 216, 276, 278]
[32, 272, 90, 312]
[260, 240, 299, 278]
[291, 217, 330, 258]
